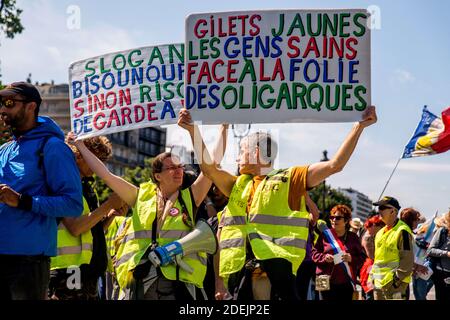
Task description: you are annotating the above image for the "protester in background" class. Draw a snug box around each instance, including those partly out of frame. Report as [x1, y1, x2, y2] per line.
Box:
[412, 222, 435, 300]
[400, 208, 428, 300]
[360, 215, 385, 300]
[371, 197, 414, 300]
[48, 135, 128, 300]
[199, 184, 229, 300]
[68, 124, 227, 300]
[312, 205, 366, 300]
[179, 107, 377, 301]
[349, 218, 364, 238]
[296, 195, 320, 300]
[427, 211, 450, 300]
[104, 215, 130, 300]
[0, 82, 83, 300]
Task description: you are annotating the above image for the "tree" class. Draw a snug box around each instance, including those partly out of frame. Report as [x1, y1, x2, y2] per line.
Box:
[309, 182, 353, 222]
[0, 0, 23, 38]
[0, 0, 24, 84]
[93, 157, 154, 204]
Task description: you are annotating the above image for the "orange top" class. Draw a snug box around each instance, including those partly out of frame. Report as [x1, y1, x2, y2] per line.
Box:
[246, 166, 308, 213]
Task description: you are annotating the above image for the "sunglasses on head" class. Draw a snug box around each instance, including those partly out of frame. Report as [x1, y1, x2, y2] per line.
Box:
[330, 215, 344, 221]
[0, 98, 28, 109]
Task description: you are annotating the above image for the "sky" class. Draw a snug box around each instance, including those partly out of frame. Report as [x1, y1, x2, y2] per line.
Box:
[1, 0, 449, 219]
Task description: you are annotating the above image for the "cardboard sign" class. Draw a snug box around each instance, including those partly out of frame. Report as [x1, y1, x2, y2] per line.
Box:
[185, 10, 371, 124]
[69, 44, 184, 139]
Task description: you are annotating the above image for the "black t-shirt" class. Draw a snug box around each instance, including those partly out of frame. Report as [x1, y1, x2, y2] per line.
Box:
[82, 177, 108, 279]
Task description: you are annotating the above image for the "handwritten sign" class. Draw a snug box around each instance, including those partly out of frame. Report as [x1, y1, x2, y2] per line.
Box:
[69, 44, 184, 139]
[185, 10, 371, 124]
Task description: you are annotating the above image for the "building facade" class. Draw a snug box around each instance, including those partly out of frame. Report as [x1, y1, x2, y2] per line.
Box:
[37, 82, 166, 175]
[337, 187, 374, 221]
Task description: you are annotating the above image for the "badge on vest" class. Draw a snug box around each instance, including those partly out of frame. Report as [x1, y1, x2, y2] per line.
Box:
[169, 208, 180, 217]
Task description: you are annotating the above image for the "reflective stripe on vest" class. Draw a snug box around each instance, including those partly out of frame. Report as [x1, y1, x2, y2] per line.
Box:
[248, 167, 309, 275]
[221, 216, 246, 226]
[248, 233, 307, 249]
[114, 183, 207, 290]
[371, 220, 413, 288]
[218, 175, 252, 283]
[58, 243, 93, 255]
[249, 214, 309, 228]
[121, 230, 153, 244]
[51, 197, 93, 270]
[219, 238, 246, 249]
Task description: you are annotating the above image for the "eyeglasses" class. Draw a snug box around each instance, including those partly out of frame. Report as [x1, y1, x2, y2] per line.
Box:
[161, 164, 185, 172]
[330, 216, 344, 221]
[378, 205, 394, 211]
[0, 98, 28, 109]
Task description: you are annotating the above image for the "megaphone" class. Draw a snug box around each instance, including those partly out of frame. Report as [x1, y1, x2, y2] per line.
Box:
[148, 219, 218, 274]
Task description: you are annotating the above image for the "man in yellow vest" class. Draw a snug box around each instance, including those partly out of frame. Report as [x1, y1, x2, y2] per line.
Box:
[49, 136, 127, 300]
[371, 196, 414, 300]
[178, 106, 377, 300]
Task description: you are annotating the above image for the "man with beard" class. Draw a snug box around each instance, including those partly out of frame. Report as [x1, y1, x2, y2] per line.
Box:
[0, 82, 83, 300]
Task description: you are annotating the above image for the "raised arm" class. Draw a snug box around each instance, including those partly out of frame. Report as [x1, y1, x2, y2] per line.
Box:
[190, 124, 229, 206]
[306, 106, 377, 189]
[178, 109, 237, 197]
[68, 132, 138, 207]
[63, 193, 126, 236]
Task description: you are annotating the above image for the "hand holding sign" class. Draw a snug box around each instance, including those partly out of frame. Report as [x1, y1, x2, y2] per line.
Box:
[178, 109, 194, 133]
[358, 105, 377, 128]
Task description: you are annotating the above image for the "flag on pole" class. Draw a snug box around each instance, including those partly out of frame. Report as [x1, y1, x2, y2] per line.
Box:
[402, 106, 450, 158]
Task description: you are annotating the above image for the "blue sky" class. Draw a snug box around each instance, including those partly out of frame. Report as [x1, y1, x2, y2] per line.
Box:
[1, 0, 449, 219]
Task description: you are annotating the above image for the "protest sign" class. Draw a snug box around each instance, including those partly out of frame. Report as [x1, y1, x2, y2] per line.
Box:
[185, 10, 371, 124]
[69, 43, 184, 139]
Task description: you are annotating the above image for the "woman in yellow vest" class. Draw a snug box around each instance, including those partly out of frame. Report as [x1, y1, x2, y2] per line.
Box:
[178, 107, 377, 300]
[67, 125, 228, 300]
[49, 135, 127, 300]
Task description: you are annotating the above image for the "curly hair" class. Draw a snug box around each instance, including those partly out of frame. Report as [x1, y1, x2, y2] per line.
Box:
[330, 204, 352, 221]
[67, 135, 112, 162]
[364, 215, 385, 229]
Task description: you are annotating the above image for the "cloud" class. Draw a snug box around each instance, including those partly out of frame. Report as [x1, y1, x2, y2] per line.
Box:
[390, 69, 416, 85]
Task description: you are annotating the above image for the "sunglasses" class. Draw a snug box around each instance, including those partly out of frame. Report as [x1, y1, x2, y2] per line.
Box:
[330, 216, 344, 221]
[378, 205, 394, 211]
[0, 98, 28, 109]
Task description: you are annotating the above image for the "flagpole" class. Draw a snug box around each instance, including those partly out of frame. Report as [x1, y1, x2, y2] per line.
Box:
[377, 157, 402, 201]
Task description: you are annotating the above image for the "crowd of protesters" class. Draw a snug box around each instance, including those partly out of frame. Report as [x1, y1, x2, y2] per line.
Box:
[0, 82, 449, 301]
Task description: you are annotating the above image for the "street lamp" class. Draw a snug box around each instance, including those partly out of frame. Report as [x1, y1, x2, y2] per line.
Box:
[232, 124, 251, 175]
[320, 150, 329, 218]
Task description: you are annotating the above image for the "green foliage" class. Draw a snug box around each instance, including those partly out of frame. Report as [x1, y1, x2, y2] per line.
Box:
[309, 182, 352, 221]
[122, 157, 154, 187]
[0, 0, 24, 83]
[92, 157, 154, 204]
[0, 0, 24, 39]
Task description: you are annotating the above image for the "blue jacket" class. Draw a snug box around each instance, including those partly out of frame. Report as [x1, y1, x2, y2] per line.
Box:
[0, 116, 83, 256]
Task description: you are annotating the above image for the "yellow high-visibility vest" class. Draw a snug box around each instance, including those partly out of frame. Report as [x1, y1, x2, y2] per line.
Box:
[114, 182, 207, 290]
[51, 198, 93, 269]
[105, 216, 127, 273]
[219, 168, 309, 285]
[372, 219, 413, 288]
